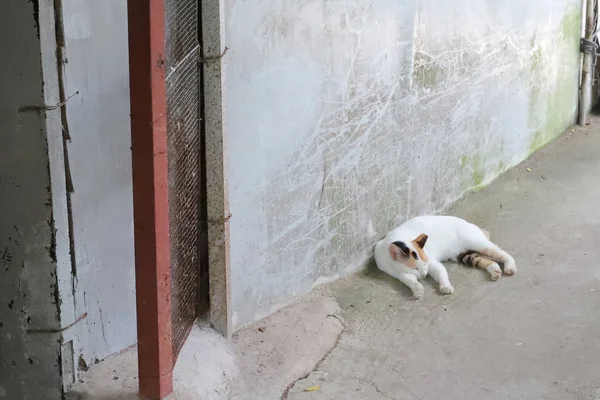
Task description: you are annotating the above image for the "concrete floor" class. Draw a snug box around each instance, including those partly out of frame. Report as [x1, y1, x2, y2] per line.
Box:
[69, 118, 600, 400]
[283, 120, 600, 400]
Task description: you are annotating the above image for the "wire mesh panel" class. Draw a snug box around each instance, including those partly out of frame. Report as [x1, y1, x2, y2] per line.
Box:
[164, 0, 202, 362]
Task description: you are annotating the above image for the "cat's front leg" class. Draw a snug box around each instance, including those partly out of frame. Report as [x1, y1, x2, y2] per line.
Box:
[427, 260, 455, 295]
[395, 272, 425, 299]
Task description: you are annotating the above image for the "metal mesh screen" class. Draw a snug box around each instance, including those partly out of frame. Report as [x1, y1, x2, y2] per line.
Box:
[164, 0, 201, 362]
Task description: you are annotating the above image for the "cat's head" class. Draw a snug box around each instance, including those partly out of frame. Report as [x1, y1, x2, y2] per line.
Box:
[388, 234, 429, 277]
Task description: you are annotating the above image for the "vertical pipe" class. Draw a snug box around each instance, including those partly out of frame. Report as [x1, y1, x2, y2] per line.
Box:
[579, 0, 595, 125]
[126, 0, 173, 398]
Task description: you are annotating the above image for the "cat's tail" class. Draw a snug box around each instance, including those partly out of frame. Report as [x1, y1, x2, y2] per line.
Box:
[458, 250, 496, 268]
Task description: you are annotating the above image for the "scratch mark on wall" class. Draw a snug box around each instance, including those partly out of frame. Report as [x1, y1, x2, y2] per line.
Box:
[317, 158, 327, 209]
[97, 306, 108, 348]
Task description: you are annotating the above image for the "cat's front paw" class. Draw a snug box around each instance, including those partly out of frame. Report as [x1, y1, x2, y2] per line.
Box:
[412, 284, 425, 299]
[503, 262, 517, 276]
[439, 283, 455, 295]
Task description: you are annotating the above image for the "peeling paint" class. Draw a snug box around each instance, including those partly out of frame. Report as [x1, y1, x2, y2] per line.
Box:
[28, 0, 40, 38]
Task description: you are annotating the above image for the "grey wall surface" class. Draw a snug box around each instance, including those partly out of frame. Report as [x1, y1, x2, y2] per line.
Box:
[0, 1, 63, 399]
[1, 0, 136, 392]
[223, 0, 581, 329]
[58, 0, 136, 365]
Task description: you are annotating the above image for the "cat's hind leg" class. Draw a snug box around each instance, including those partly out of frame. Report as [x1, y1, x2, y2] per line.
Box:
[458, 251, 502, 281]
[472, 241, 517, 276]
[427, 259, 455, 294]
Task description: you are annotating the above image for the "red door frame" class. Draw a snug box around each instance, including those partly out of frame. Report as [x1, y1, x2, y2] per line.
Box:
[127, 0, 174, 398]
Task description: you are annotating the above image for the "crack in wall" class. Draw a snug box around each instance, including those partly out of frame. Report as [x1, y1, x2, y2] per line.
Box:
[97, 306, 108, 348]
[51, 0, 77, 297]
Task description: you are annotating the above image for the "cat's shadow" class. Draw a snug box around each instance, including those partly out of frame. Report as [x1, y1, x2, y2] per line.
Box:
[363, 260, 491, 298]
[361, 260, 419, 299]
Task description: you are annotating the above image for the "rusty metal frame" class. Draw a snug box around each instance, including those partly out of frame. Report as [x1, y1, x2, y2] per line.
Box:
[127, 0, 173, 398]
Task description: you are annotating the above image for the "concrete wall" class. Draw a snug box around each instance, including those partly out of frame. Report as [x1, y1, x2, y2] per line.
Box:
[58, 0, 136, 365]
[0, 0, 132, 396]
[0, 1, 63, 398]
[223, 0, 581, 329]
[0, 0, 136, 394]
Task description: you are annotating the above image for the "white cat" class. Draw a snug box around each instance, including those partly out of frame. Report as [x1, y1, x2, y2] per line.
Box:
[374, 215, 516, 298]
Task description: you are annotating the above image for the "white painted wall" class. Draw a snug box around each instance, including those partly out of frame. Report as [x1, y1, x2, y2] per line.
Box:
[222, 0, 581, 328]
[59, 0, 136, 364]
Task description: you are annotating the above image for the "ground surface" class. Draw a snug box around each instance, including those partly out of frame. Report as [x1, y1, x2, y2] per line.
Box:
[69, 118, 600, 400]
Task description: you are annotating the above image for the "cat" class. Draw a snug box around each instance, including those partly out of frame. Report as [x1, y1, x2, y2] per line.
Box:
[374, 215, 516, 298]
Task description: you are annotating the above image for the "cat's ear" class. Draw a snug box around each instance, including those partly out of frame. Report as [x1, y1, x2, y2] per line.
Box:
[413, 233, 428, 249]
[389, 241, 409, 260]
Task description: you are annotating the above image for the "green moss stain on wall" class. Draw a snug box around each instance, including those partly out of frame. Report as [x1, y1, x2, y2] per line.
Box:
[527, 6, 580, 155]
[453, 4, 580, 195]
[561, 6, 581, 40]
[528, 77, 575, 155]
[459, 154, 486, 190]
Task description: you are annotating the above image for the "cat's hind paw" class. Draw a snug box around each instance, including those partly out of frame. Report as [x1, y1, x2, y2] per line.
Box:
[503, 262, 517, 276]
[487, 263, 502, 281]
[439, 283, 455, 295]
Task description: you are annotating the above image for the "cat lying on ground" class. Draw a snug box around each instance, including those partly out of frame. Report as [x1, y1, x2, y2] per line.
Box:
[374, 215, 516, 298]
